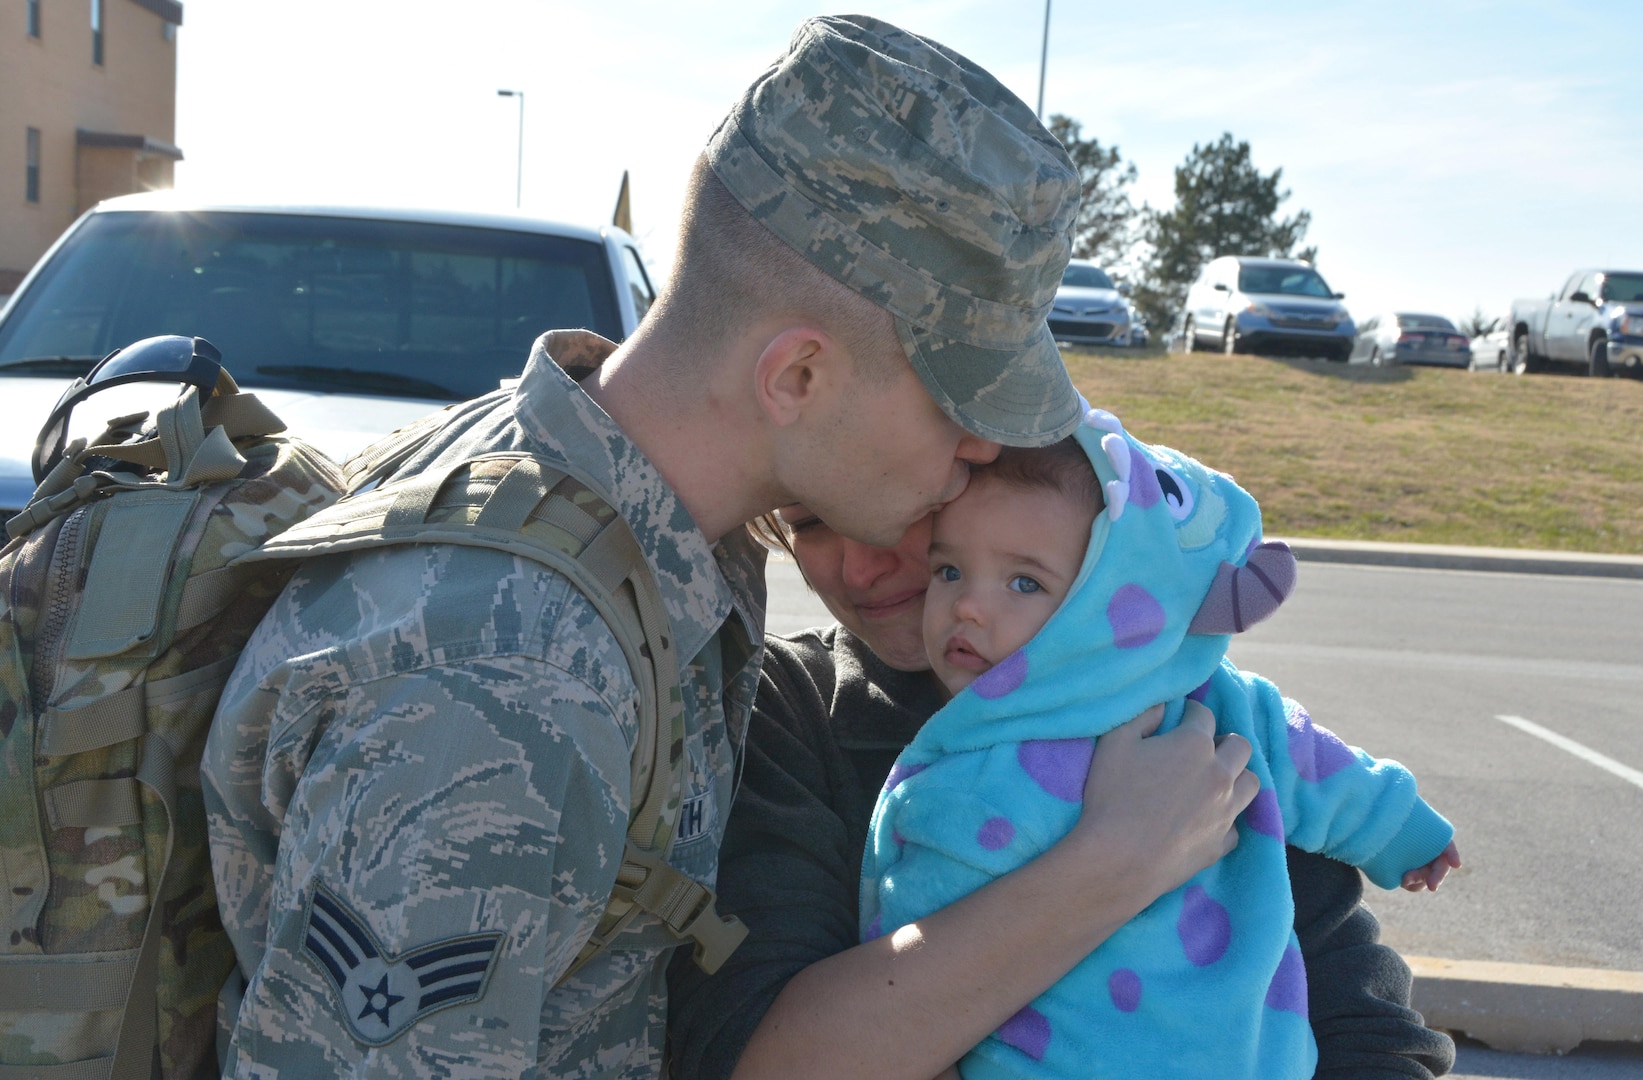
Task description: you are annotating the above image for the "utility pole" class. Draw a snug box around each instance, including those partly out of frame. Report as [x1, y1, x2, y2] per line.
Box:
[1037, 0, 1052, 121]
[496, 89, 522, 207]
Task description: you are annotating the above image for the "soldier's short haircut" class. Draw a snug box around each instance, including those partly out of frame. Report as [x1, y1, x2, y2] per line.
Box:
[650, 155, 903, 381]
[971, 437, 1104, 518]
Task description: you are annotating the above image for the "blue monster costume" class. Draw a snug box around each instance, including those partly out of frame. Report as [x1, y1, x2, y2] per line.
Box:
[859, 408, 1454, 1080]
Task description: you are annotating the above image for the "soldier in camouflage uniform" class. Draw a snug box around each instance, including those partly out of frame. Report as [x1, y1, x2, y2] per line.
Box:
[203, 15, 1090, 1078]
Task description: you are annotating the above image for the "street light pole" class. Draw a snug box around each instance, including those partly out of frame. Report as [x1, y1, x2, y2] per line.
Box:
[496, 89, 522, 207]
[1037, 0, 1051, 121]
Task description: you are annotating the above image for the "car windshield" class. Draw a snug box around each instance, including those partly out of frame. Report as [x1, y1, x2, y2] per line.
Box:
[1599, 273, 1643, 303]
[1236, 265, 1334, 298]
[0, 210, 623, 400]
[1395, 314, 1457, 331]
[1061, 264, 1115, 290]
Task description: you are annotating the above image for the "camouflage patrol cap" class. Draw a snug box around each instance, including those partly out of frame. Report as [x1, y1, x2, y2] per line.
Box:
[706, 14, 1083, 447]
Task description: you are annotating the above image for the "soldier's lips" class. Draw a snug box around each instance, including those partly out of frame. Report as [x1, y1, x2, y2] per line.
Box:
[857, 588, 925, 621]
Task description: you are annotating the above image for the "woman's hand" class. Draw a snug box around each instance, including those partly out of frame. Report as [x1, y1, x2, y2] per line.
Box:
[1068, 702, 1258, 910]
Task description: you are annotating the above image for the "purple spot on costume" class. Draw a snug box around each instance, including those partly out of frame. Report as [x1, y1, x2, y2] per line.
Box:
[1109, 969, 1143, 1013]
[1108, 584, 1166, 649]
[977, 816, 1015, 850]
[1188, 679, 1212, 703]
[974, 649, 1028, 699]
[864, 915, 883, 941]
[1286, 706, 1355, 782]
[996, 1005, 1052, 1061]
[1242, 788, 1284, 839]
[1017, 738, 1095, 802]
[1178, 885, 1232, 966]
[884, 761, 926, 793]
[1264, 945, 1308, 1016]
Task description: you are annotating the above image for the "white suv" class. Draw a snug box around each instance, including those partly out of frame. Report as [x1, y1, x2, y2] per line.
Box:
[1181, 256, 1355, 362]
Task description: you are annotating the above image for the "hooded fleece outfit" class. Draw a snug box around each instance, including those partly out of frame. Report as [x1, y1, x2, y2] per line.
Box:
[859, 409, 1455, 1080]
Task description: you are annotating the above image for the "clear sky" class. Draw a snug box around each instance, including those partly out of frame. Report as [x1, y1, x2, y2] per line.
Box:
[173, 0, 1642, 327]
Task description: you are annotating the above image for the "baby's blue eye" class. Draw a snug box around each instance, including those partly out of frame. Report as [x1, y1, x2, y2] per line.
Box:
[1008, 575, 1042, 594]
[936, 565, 960, 582]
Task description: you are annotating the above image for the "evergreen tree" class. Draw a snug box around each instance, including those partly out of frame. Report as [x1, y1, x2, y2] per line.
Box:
[1046, 114, 1138, 271]
[1133, 133, 1314, 335]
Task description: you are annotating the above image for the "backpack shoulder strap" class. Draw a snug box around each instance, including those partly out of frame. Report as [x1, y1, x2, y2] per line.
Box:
[247, 452, 747, 977]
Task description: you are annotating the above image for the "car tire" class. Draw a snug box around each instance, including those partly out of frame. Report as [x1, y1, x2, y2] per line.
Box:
[1369, 346, 1383, 367]
[1588, 336, 1612, 378]
[1510, 330, 1541, 375]
[1182, 316, 1197, 353]
[1222, 319, 1239, 355]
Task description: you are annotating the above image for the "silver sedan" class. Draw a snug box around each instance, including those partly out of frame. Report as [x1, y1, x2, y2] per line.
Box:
[1048, 260, 1136, 347]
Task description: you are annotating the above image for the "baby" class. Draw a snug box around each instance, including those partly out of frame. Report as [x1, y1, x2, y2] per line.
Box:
[859, 408, 1460, 1080]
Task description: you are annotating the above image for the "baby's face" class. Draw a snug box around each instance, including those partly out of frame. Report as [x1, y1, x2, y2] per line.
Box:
[923, 477, 1092, 696]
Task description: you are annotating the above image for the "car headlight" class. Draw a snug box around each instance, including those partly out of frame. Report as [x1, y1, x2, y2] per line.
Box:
[1622, 314, 1643, 335]
[1244, 302, 1272, 317]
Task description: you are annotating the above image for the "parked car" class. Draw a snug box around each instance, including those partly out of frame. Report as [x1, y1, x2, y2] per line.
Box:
[1048, 259, 1137, 347]
[1507, 269, 1643, 377]
[1181, 256, 1355, 361]
[1469, 323, 1510, 372]
[0, 193, 656, 517]
[1349, 312, 1471, 368]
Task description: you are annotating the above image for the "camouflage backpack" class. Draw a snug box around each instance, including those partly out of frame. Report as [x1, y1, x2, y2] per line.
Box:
[0, 336, 347, 1079]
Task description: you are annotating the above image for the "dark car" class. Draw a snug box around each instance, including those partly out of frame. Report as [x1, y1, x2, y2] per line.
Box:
[1350, 312, 1471, 368]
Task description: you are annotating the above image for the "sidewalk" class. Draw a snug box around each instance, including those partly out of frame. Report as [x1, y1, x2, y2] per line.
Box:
[1408, 957, 1643, 1054]
[1277, 537, 1643, 580]
[1280, 538, 1643, 1055]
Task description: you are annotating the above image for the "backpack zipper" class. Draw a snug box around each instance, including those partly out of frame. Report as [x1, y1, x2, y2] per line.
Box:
[31, 504, 91, 710]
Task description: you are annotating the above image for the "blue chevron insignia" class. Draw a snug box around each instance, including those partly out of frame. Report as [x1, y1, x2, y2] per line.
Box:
[302, 884, 504, 1046]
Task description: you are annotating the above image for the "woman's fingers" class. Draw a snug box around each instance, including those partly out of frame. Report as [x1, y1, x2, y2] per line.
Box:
[1112, 702, 1168, 741]
[1178, 699, 1215, 738]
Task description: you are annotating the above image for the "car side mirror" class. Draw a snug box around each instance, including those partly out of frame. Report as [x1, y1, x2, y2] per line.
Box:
[1212, 283, 1229, 292]
[1333, 291, 1346, 299]
[1118, 282, 1132, 296]
[1568, 290, 1593, 305]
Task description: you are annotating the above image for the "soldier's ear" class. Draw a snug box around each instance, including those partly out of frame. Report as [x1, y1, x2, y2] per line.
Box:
[752, 325, 843, 427]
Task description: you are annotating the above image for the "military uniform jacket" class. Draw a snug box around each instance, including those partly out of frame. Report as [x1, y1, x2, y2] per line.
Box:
[203, 330, 765, 1079]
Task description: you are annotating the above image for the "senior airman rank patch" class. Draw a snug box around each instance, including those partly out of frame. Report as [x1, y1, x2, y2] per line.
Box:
[303, 884, 504, 1045]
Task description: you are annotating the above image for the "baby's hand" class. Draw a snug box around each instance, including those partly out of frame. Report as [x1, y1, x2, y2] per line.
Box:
[1401, 841, 1461, 892]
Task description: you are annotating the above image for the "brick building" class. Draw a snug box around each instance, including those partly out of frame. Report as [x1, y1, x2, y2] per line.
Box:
[1, 0, 183, 295]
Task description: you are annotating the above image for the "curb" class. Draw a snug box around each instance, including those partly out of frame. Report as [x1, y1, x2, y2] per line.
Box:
[1275, 537, 1643, 580]
[1408, 957, 1643, 1054]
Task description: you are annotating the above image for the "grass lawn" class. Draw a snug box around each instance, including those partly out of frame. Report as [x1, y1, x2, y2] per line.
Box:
[1059, 349, 1643, 555]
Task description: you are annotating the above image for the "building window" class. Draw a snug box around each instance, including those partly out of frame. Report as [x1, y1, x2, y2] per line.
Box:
[92, 0, 104, 65]
[28, 0, 41, 38]
[26, 128, 41, 203]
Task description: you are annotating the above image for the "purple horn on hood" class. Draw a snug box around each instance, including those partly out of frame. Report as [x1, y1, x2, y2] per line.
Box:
[1188, 541, 1298, 635]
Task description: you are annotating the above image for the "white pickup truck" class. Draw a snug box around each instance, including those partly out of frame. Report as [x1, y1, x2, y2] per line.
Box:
[0, 194, 657, 517]
[1507, 269, 1643, 377]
